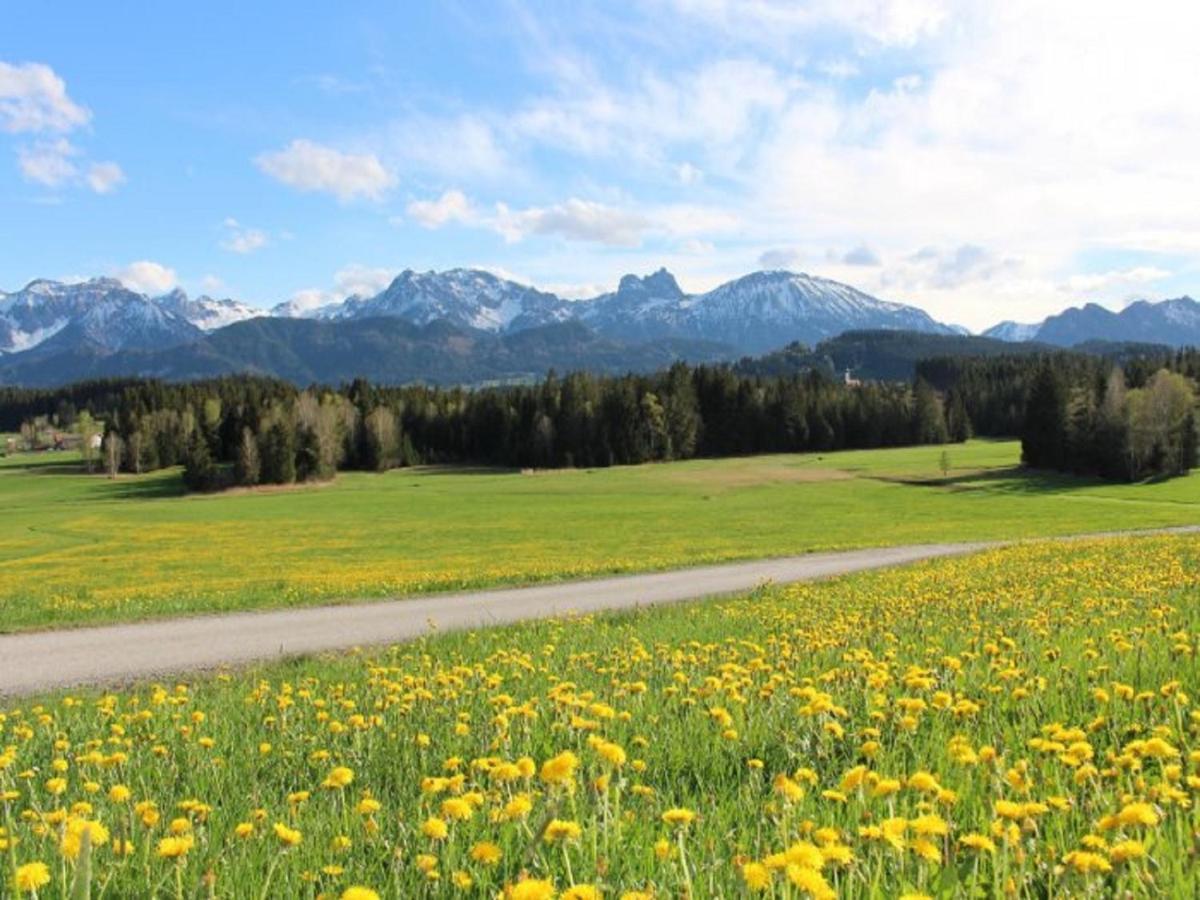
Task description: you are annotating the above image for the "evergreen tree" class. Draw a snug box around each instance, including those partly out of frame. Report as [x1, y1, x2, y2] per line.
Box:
[945, 389, 972, 443]
[1021, 364, 1068, 469]
[259, 421, 296, 484]
[911, 379, 949, 445]
[182, 432, 219, 491]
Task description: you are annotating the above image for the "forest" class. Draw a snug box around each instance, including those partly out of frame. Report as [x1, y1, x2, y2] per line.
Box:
[3, 343, 1196, 491]
[1, 364, 963, 491]
[918, 348, 1200, 480]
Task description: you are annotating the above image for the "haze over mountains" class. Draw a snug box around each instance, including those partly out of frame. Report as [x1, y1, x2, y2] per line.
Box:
[0, 267, 1197, 387]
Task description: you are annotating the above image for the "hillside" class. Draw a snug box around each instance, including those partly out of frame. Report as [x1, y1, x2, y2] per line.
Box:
[0, 317, 733, 387]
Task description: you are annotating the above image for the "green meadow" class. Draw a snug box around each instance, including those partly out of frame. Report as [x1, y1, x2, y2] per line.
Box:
[0, 439, 1197, 632]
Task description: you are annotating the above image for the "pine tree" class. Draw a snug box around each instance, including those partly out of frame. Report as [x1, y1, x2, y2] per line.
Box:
[1021, 364, 1067, 469]
[182, 433, 219, 491]
[259, 421, 296, 484]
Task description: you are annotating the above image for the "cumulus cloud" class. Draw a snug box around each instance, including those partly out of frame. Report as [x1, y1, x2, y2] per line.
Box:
[116, 261, 177, 295]
[333, 264, 397, 298]
[403, 189, 654, 248]
[18, 140, 125, 194]
[494, 198, 650, 247]
[759, 247, 803, 269]
[256, 139, 395, 201]
[406, 189, 476, 228]
[220, 218, 268, 254]
[1061, 267, 1170, 295]
[841, 244, 881, 266]
[0, 61, 90, 133]
[2, 61, 125, 195]
[18, 138, 78, 187]
[86, 161, 125, 194]
[285, 264, 400, 313]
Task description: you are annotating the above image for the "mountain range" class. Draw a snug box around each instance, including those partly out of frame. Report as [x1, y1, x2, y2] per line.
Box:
[984, 296, 1200, 347]
[0, 267, 1196, 387]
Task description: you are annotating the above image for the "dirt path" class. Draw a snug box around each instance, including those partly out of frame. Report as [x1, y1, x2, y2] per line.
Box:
[2, 527, 1195, 697]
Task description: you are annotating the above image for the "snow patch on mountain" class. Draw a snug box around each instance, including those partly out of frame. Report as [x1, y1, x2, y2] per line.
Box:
[982, 320, 1041, 342]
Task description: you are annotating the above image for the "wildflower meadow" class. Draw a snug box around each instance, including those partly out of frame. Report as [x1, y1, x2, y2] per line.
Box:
[2, 534, 1199, 897]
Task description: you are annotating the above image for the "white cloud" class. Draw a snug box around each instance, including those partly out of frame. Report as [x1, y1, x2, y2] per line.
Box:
[677, 161, 703, 185]
[538, 280, 610, 300]
[494, 198, 650, 247]
[333, 264, 397, 298]
[511, 58, 789, 166]
[404, 189, 654, 247]
[759, 247, 803, 269]
[86, 161, 125, 194]
[406, 189, 476, 228]
[200, 274, 225, 293]
[1061, 267, 1170, 296]
[256, 139, 395, 201]
[18, 141, 125, 194]
[2, 63, 125, 195]
[386, 115, 509, 180]
[283, 264, 399, 313]
[116, 261, 177, 295]
[283, 288, 332, 314]
[18, 138, 78, 187]
[0, 61, 90, 133]
[220, 217, 268, 254]
[841, 244, 881, 266]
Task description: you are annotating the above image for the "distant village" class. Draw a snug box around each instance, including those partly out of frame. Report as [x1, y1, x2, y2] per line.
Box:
[4, 415, 103, 456]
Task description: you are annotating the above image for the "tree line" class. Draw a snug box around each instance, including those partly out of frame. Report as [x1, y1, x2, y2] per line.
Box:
[2, 365, 965, 491]
[918, 349, 1200, 480]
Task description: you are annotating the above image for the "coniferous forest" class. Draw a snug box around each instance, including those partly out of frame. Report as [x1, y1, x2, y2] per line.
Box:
[1, 364, 959, 491]
[918, 347, 1200, 480]
[2, 345, 1196, 492]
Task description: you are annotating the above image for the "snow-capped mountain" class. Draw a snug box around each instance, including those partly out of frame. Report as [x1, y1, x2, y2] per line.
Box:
[0, 278, 202, 355]
[156, 288, 262, 331]
[328, 268, 575, 332]
[297, 267, 957, 353]
[982, 320, 1041, 342]
[983, 297, 1200, 347]
[579, 268, 957, 352]
[0, 266, 963, 364]
[269, 295, 345, 320]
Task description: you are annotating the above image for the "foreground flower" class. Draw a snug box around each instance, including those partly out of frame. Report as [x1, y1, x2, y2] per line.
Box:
[14, 862, 51, 893]
[156, 836, 193, 859]
[506, 877, 556, 900]
[323, 765, 355, 789]
[470, 841, 503, 865]
[544, 818, 583, 843]
[341, 888, 380, 900]
[540, 751, 580, 786]
[273, 822, 302, 848]
[742, 861, 771, 890]
[661, 807, 697, 828]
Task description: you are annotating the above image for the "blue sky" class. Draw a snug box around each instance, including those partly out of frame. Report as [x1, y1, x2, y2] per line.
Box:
[3, 1, 1199, 330]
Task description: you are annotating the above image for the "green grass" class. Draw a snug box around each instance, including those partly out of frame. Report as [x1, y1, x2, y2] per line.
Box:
[0, 439, 1197, 632]
[2, 535, 1197, 897]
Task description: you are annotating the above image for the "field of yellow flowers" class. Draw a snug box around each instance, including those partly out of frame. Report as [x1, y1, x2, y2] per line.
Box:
[2, 534, 1199, 897]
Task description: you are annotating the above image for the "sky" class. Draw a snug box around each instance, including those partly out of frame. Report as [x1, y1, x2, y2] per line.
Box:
[3, 0, 1200, 332]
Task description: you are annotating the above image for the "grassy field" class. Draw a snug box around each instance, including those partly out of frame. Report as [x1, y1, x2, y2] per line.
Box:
[0, 439, 1198, 631]
[1, 533, 1197, 897]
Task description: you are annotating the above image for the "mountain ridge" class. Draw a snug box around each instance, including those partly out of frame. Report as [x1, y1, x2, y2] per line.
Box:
[0, 267, 959, 360]
[984, 296, 1200, 347]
